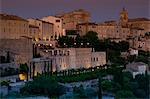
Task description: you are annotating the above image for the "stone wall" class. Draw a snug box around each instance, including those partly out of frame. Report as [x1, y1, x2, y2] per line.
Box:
[0, 38, 33, 64]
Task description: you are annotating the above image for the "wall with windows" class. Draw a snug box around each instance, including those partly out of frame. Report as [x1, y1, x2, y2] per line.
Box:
[28, 19, 54, 41]
[41, 16, 64, 39]
[40, 48, 106, 71]
[0, 18, 29, 39]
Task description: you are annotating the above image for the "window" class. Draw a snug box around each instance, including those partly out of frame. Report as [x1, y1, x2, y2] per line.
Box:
[54, 50, 57, 55]
[56, 20, 60, 22]
[96, 57, 98, 61]
[94, 58, 95, 62]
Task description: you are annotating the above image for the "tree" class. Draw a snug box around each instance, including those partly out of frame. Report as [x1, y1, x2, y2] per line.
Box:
[98, 76, 102, 99]
[101, 80, 113, 92]
[84, 31, 99, 49]
[118, 41, 129, 51]
[0, 80, 10, 86]
[20, 75, 65, 97]
[135, 74, 149, 97]
[115, 90, 136, 99]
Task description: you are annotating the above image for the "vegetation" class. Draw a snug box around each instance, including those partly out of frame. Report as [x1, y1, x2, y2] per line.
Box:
[73, 85, 97, 98]
[0, 80, 10, 86]
[58, 31, 129, 52]
[98, 76, 102, 99]
[101, 67, 150, 98]
[0, 67, 18, 77]
[19, 63, 29, 80]
[56, 67, 107, 83]
[20, 75, 65, 98]
[15, 31, 150, 98]
[66, 30, 78, 35]
[127, 50, 150, 67]
[115, 90, 135, 99]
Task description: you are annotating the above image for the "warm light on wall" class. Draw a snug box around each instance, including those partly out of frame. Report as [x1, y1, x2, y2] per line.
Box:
[35, 38, 39, 42]
[43, 37, 46, 41]
[19, 73, 26, 80]
[85, 63, 91, 68]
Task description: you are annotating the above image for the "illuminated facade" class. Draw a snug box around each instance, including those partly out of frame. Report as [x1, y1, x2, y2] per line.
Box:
[41, 16, 65, 39]
[0, 13, 32, 64]
[40, 48, 106, 71]
[56, 9, 90, 30]
[0, 13, 29, 39]
[28, 18, 54, 41]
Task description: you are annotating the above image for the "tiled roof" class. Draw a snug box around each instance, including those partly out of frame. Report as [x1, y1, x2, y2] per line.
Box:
[77, 22, 98, 25]
[0, 13, 28, 22]
[36, 19, 53, 24]
[129, 18, 150, 22]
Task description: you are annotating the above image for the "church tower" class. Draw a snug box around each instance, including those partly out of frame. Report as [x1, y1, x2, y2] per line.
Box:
[119, 8, 128, 27]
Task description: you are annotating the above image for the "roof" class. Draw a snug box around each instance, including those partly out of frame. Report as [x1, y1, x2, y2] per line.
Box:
[98, 20, 117, 26]
[128, 62, 146, 66]
[56, 9, 90, 17]
[129, 18, 150, 22]
[0, 13, 28, 22]
[36, 19, 53, 24]
[126, 62, 147, 72]
[130, 27, 144, 30]
[77, 22, 98, 26]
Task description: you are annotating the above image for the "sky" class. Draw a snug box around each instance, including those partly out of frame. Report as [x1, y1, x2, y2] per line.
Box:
[1, 0, 150, 22]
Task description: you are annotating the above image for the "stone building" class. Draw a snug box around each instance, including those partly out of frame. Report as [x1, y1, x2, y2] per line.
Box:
[41, 16, 65, 39]
[0, 13, 32, 64]
[0, 13, 29, 39]
[56, 9, 90, 30]
[76, 8, 149, 44]
[29, 25, 40, 41]
[126, 62, 148, 78]
[28, 18, 54, 41]
[77, 23, 98, 36]
[0, 38, 32, 64]
[39, 48, 106, 71]
[128, 18, 150, 33]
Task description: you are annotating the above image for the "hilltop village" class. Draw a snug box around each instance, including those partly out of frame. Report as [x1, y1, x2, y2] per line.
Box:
[0, 8, 150, 98]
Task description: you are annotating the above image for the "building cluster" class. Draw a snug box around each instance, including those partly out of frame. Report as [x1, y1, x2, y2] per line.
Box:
[0, 8, 149, 76]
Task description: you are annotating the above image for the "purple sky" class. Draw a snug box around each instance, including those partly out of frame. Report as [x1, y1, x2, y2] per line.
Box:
[1, 0, 150, 22]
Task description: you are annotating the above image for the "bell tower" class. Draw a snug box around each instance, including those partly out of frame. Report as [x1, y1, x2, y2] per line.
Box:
[119, 7, 128, 26]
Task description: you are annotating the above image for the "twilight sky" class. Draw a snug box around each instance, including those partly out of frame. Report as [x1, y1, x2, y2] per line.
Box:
[1, 0, 150, 22]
